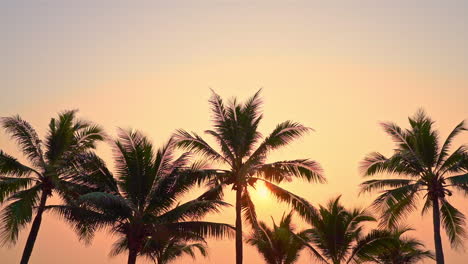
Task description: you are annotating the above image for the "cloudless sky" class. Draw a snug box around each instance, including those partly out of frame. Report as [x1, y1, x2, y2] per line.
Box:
[1, 1, 467, 263]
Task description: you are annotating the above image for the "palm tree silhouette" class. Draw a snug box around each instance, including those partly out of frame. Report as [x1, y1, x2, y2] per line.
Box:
[373, 227, 434, 264]
[247, 211, 317, 264]
[50, 129, 234, 264]
[0, 110, 104, 264]
[360, 110, 468, 264]
[143, 234, 208, 264]
[174, 90, 325, 264]
[307, 196, 390, 264]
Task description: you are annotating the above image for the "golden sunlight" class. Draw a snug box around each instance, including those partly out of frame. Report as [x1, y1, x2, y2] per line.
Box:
[255, 181, 269, 199]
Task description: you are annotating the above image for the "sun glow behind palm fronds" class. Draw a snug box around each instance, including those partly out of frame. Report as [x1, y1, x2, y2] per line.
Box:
[254, 181, 269, 199]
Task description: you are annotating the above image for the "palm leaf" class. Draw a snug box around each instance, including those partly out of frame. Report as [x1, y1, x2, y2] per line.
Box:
[78, 192, 133, 218]
[155, 199, 229, 222]
[255, 159, 325, 184]
[261, 180, 318, 224]
[162, 221, 234, 239]
[173, 130, 227, 163]
[438, 145, 468, 175]
[1, 115, 44, 167]
[439, 199, 466, 248]
[0, 150, 37, 177]
[241, 189, 258, 229]
[437, 120, 466, 168]
[46, 204, 118, 244]
[0, 184, 41, 244]
[249, 121, 312, 162]
[447, 173, 468, 195]
[0, 177, 35, 203]
[373, 184, 420, 228]
[360, 179, 415, 194]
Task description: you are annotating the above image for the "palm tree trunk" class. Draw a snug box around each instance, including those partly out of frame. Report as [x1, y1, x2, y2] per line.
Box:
[127, 248, 138, 264]
[432, 197, 445, 264]
[235, 186, 243, 264]
[20, 190, 48, 264]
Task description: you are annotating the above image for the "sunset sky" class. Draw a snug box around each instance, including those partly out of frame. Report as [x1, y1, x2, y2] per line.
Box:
[1, 1, 468, 263]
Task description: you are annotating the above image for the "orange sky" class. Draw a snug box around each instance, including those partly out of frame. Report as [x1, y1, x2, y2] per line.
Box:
[1, 1, 467, 263]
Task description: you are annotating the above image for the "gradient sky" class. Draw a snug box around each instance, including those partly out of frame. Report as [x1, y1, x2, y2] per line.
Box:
[1, 1, 468, 263]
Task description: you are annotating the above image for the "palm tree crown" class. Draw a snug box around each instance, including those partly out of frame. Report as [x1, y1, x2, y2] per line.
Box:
[0, 110, 104, 264]
[360, 110, 468, 264]
[144, 234, 208, 264]
[307, 196, 389, 264]
[247, 211, 313, 264]
[51, 129, 234, 264]
[372, 227, 434, 264]
[174, 89, 325, 264]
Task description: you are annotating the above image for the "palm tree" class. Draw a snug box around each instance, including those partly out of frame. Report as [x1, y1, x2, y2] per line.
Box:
[174, 90, 325, 264]
[307, 196, 389, 264]
[0, 110, 104, 264]
[247, 211, 316, 264]
[360, 110, 468, 264]
[372, 227, 434, 264]
[143, 234, 208, 264]
[50, 129, 234, 264]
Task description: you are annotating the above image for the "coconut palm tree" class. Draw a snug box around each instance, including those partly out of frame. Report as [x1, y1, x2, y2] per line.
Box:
[50, 129, 234, 264]
[372, 227, 434, 264]
[143, 234, 208, 264]
[360, 110, 468, 264]
[307, 196, 390, 264]
[0, 110, 104, 264]
[247, 211, 319, 264]
[174, 90, 325, 264]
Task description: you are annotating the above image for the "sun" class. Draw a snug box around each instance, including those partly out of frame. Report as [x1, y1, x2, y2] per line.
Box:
[255, 181, 269, 199]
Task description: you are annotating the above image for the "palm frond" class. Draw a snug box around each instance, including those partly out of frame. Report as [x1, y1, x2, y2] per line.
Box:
[438, 145, 468, 175]
[45, 110, 78, 163]
[359, 179, 415, 194]
[109, 236, 129, 257]
[73, 124, 104, 150]
[0, 150, 37, 178]
[197, 183, 225, 201]
[78, 192, 133, 218]
[292, 231, 328, 264]
[208, 89, 228, 128]
[249, 121, 312, 161]
[0, 184, 41, 245]
[145, 235, 208, 264]
[0, 177, 35, 203]
[447, 173, 468, 186]
[261, 180, 318, 224]
[1, 115, 44, 167]
[437, 120, 466, 168]
[113, 128, 155, 207]
[155, 199, 229, 223]
[307, 196, 376, 264]
[46, 204, 117, 244]
[372, 184, 420, 228]
[255, 159, 325, 184]
[347, 229, 392, 264]
[204, 130, 235, 164]
[174, 130, 227, 163]
[147, 162, 225, 213]
[62, 152, 118, 194]
[439, 199, 466, 248]
[163, 221, 235, 239]
[241, 189, 258, 229]
[421, 197, 433, 216]
[360, 152, 421, 177]
[379, 121, 427, 171]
